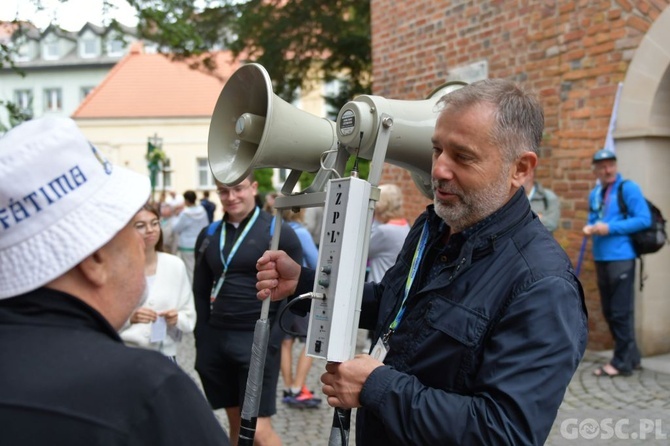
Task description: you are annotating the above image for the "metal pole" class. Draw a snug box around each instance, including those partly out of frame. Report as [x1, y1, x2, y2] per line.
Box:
[238, 213, 283, 446]
[575, 236, 588, 277]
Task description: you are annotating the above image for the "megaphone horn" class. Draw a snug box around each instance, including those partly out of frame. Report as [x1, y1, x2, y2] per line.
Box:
[336, 81, 466, 198]
[208, 63, 338, 186]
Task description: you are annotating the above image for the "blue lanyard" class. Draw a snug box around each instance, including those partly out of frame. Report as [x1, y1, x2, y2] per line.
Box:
[211, 206, 260, 299]
[387, 220, 430, 334]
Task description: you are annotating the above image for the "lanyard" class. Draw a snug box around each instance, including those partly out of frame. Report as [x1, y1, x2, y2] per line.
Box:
[595, 184, 613, 220]
[386, 219, 430, 337]
[210, 206, 260, 300]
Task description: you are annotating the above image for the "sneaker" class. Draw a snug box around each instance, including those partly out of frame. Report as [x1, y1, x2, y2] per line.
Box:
[282, 389, 298, 404]
[286, 386, 321, 408]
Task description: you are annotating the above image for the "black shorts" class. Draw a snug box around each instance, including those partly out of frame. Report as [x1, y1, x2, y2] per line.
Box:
[195, 326, 281, 416]
[282, 311, 309, 341]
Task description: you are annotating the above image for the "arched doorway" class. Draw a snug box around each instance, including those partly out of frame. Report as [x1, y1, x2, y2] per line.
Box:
[615, 7, 670, 356]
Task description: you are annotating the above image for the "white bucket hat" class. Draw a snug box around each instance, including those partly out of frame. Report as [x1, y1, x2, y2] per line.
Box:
[0, 117, 150, 299]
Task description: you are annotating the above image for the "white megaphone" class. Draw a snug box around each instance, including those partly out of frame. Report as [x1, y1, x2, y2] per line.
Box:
[208, 63, 338, 186]
[336, 82, 466, 198]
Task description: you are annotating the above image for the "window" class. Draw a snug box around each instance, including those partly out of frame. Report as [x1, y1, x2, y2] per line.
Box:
[44, 88, 62, 112]
[43, 36, 60, 60]
[81, 86, 94, 100]
[13, 39, 32, 62]
[197, 158, 215, 189]
[80, 38, 98, 58]
[154, 161, 172, 191]
[13, 90, 33, 117]
[106, 37, 125, 56]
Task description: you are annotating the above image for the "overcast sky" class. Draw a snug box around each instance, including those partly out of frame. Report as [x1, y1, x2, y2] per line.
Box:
[0, 0, 138, 31]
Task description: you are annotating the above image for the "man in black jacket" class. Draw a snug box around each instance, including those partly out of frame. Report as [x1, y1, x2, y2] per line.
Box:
[256, 80, 588, 445]
[0, 117, 229, 446]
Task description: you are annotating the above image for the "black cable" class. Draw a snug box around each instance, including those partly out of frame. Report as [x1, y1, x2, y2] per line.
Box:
[276, 293, 324, 337]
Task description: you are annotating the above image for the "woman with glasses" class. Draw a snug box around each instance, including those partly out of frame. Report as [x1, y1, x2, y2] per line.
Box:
[119, 202, 196, 362]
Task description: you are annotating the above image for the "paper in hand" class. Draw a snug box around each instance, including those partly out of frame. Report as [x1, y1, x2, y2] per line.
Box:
[150, 316, 167, 343]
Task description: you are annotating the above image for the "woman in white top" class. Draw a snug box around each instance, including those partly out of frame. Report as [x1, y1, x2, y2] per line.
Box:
[120, 202, 196, 361]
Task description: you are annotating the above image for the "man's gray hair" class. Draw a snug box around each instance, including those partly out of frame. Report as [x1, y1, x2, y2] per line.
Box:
[437, 79, 544, 163]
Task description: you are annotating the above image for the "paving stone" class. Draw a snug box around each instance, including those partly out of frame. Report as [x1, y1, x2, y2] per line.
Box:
[177, 335, 670, 445]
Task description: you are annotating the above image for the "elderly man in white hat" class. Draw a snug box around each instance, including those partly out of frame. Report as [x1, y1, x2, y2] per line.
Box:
[0, 117, 229, 445]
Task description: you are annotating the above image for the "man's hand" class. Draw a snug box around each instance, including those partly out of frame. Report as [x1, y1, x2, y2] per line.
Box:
[256, 250, 301, 301]
[320, 355, 384, 409]
[583, 222, 610, 236]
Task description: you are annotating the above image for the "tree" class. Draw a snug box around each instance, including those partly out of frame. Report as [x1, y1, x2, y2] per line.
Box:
[2, 0, 372, 182]
[127, 0, 372, 186]
[128, 0, 371, 111]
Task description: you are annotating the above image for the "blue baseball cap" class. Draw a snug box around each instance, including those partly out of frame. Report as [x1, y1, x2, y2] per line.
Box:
[592, 149, 617, 163]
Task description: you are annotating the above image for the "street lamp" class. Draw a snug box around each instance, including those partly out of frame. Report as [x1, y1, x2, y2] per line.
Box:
[146, 133, 165, 201]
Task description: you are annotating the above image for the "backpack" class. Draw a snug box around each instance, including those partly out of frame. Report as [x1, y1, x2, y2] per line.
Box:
[617, 180, 667, 256]
[195, 214, 277, 266]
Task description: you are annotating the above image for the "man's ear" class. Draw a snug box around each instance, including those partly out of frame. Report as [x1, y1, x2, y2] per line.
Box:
[76, 250, 108, 287]
[511, 151, 538, 188]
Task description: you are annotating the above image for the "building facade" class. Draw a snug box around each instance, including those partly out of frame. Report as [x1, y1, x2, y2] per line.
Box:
[0, 22, 137, 128]
[371, 0, 670, 354]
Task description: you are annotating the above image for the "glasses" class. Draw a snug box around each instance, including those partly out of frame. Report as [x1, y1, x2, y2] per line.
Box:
[217, 182, 252, 198]
[134, 219, 161, 233]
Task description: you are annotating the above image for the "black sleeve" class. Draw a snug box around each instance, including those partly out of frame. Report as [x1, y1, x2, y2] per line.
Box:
[192, 227, 214, 339]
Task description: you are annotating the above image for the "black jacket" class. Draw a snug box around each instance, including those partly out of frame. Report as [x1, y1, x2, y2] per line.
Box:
[0, 288, 229, 446]
[296, 189, 587, 445]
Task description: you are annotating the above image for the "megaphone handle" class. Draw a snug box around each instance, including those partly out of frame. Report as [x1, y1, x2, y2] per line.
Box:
[239, 212, 284, 443]
[328, 407, 351, 446]
[367, 114, 394, 187]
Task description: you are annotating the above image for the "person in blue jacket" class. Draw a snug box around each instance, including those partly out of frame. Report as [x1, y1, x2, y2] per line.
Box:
[256, 79, 588, 445]
[583, 149, 651, 377]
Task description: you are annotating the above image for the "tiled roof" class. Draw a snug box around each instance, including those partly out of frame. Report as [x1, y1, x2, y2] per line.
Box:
[72, 43, 241, 119]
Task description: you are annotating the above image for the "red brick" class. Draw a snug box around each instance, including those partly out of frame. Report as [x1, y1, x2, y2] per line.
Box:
[372, 0, 670, 350]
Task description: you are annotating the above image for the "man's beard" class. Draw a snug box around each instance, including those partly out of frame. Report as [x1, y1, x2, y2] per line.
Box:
[432, 166, 511, 233]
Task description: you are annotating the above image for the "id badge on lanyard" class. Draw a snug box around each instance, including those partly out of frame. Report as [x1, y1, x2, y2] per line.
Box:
[375, 220, 429, 363]
[210, 207, 260, 310]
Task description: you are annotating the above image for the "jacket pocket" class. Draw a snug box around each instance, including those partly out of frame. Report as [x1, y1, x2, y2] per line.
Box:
[420, 297, 489, 389]
[426, 298, 488, 348]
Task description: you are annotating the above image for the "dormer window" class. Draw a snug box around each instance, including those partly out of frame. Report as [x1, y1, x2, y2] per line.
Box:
[43, 35, 60, 60]
[80, 37, 99, 58]
[106, 37, 125, 57]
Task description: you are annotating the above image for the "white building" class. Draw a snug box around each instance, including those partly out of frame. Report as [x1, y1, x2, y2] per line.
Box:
[0, 21, 137, 129]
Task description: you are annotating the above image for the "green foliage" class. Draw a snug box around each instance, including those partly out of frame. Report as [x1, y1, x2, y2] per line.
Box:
[129, 0, 372, 110]
[1, 1, 372, 134]
[0, 27, 29, 132]
[0, 100, 32, 133]
[298, 156, 370, 190]
[253, 167, 275, 195]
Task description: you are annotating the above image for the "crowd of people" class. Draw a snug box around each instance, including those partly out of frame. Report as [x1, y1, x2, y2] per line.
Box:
[2, 77, 655, 445]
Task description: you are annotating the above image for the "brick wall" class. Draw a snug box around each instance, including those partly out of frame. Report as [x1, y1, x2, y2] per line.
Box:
[371, 0, 670, 349]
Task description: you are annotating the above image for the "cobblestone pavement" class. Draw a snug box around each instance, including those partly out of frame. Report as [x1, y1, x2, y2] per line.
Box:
[178, 333, 670, 445]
